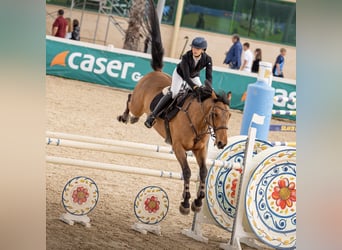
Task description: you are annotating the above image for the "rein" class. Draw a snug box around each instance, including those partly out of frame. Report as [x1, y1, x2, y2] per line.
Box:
[181, 96, 228, 144]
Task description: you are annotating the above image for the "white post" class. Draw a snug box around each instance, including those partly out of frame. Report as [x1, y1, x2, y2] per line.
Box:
[220, 114, 266, 250]
[156, 0, 165, 23]
[170, 0, 184, 58]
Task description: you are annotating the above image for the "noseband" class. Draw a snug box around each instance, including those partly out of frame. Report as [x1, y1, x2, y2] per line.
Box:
[209, 105, 229, 134]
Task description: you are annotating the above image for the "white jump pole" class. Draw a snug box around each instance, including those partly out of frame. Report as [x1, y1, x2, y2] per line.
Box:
[46, 156, 199, 182]
[47, 137, 181, 161]
[46, 137, 241, 170]
[46, 131, 175, 155]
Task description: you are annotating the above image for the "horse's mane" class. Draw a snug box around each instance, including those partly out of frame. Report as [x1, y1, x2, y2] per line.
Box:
[214, 91, 230, 107]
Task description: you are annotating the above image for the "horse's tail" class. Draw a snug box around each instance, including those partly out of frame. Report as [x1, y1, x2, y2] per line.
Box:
[146, 0, 164, 71]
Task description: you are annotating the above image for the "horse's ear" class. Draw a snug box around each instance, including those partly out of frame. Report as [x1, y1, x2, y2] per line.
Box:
[214, 90, 230, 106]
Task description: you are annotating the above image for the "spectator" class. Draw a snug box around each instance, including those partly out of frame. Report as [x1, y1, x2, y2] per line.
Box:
[195, 13, 205, 29]
[272, 48, 287, 77]
[71, 19, 80, 41]
[251, 48, 262, 73]
[65, 18, 72, 39]
[240, 42, 253, 72]
[227, 91, 232, 104]
[223, 34, 242, 70]
[52, 9, 68, 38]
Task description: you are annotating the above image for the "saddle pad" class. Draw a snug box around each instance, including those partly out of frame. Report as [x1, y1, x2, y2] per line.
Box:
[150, 88, 212, 121]
[150, 90, 190, 121]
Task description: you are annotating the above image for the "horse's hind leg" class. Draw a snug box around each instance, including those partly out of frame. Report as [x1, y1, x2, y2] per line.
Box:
[191, 147, 208, 213]
[173, 146, 191, 215]
[117, 94, 131, 124]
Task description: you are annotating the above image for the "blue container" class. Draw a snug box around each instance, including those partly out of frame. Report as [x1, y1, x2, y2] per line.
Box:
[240, 80, 275, 141]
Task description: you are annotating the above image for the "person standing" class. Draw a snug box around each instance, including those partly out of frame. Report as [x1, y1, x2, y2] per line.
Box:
[251, 48, 262, 73]
[195, 13, 205, 29]
[52, 9, 68, 38]
[240, 42, 253, 72]
[144, 37, 213, 128]
[223, 34, 242, 70]
[65, 17, 72, 39]
[71, 19, 80, 41]
[272, 48, 287, 77]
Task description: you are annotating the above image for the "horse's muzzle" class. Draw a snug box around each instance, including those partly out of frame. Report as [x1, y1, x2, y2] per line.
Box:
[217, 141, 226, 149]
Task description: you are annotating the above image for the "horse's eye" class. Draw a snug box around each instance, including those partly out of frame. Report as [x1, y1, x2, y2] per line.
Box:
[214, 113, 218, 117]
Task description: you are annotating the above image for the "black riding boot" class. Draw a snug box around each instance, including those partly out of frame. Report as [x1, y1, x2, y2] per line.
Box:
[144, 92, 173, 128]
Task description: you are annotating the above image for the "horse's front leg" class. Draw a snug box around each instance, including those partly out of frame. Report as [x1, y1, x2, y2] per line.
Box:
[173, 146, 191, 215]
[191, 147, 208, 213]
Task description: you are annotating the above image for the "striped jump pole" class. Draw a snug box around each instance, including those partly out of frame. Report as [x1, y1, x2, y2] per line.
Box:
[270, 141, 296, 147]
[269, 124, 296, 132]
[46, 137, 241, 170]
[47, 156, 200, 182]
[273, 96, 296, 103]
[272, 110, 296, 116]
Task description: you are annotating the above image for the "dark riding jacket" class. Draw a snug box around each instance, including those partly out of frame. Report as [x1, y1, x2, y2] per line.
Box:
[176, 50, 213, 89]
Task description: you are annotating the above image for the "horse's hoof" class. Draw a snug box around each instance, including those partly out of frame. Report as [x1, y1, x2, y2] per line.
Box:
[117, 115, 128, 124]
[130, 116, 139, 124]
[179, 205, 190, 215]
[191, 201, 202, 213]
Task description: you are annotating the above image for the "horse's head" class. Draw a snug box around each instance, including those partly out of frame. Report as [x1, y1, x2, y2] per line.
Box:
[209, 91, 231, 149]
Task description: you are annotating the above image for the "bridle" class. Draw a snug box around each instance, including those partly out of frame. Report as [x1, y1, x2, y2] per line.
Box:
[181, 97, 229, 144]
[209, 105, 229, 136]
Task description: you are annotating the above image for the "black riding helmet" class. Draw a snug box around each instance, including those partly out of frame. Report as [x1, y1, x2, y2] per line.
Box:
[190, 37, 207, 50]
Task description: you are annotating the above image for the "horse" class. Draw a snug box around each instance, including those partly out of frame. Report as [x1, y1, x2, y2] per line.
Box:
[117, 0, 231, 215]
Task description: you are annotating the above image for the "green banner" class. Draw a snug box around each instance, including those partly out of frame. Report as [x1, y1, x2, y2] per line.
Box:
[46, 37, 175, 90]
[46, 36, 296, 120]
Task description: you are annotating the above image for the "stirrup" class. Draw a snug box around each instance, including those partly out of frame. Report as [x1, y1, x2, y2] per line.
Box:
[144, 115, 156, 128]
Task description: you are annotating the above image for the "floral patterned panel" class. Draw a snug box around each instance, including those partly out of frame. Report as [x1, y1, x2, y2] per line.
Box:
[206, 136, 273, 231]
[62, 176, 99, 216]
[134, 186, 169, 225]
[245, 147, 296, 249]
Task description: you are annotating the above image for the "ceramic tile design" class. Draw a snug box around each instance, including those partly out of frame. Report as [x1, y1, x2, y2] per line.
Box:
[245, 148, 296, 249]
[133, 186, 169, 225]
[205, 136, 273, 231]
[62, 176, 99, 216]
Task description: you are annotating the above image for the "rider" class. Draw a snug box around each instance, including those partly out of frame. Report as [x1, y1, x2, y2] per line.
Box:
[144, 37, 213, 128]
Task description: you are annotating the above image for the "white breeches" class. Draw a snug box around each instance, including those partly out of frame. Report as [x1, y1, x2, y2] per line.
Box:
[170, 68, 202, 99]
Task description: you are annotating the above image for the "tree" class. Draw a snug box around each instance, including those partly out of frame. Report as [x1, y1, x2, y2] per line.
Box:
[123, 0, 148, 51]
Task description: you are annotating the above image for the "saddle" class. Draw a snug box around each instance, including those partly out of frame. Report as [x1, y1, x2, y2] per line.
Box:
[149, 87, 212, 144]
[149, 88, 189, 121]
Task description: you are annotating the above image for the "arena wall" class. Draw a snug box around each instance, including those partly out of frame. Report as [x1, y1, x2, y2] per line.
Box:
[46, 4, 296, 80]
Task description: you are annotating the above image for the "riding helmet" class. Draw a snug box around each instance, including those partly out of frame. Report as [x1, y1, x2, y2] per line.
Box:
[190, 37, 207, 50]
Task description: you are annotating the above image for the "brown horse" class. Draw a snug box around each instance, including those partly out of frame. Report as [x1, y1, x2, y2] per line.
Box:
[117, 0, 231, 215]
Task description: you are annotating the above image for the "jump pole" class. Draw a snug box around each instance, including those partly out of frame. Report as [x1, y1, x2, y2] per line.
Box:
[46, 137, 241, 170]
[46, 131, 175, 155]
[46, 156, 199, 182]
[270, 141, 296, 147]
[271, 110, 296, 116]
[273, 96, 296, 103]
